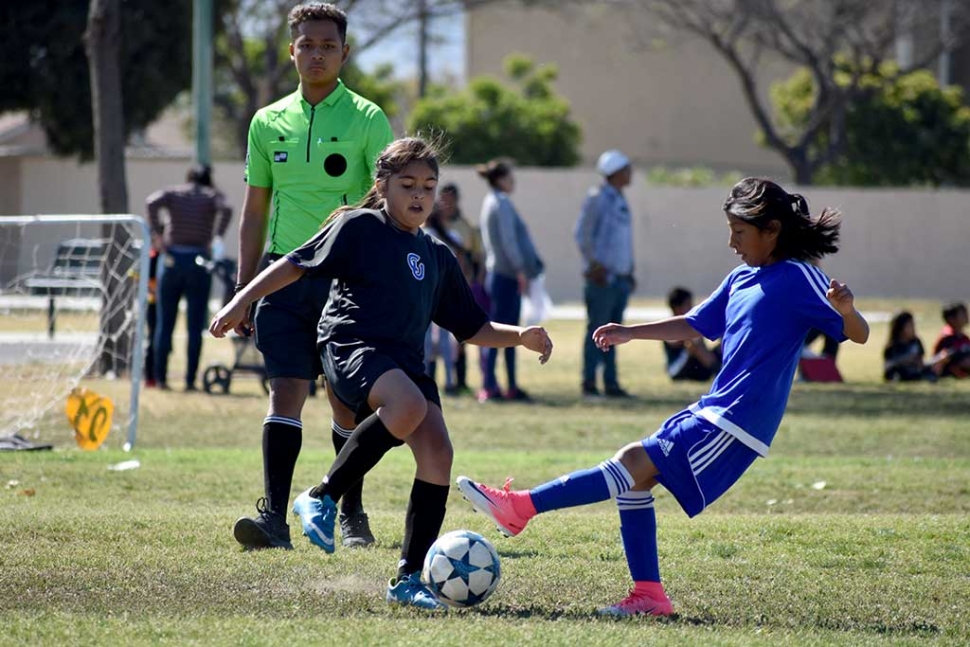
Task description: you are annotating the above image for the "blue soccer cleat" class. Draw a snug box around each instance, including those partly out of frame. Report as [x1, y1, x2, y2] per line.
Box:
[292, 488, 337, 553]
[386, 573, 448, 611]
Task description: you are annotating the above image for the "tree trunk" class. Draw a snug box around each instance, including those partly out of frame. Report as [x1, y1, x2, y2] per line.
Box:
[85, 0, 134, 377]
[417, 0, 429, 98]
[786, 147, 815, 186]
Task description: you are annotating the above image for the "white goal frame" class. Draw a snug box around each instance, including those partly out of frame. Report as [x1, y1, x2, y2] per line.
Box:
[0, 214, 150, 450]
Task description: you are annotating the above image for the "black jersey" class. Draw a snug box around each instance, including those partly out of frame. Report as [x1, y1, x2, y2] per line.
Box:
[286, 208, 489, 374]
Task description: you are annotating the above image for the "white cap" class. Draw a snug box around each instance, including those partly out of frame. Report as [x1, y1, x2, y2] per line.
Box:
[596, 150, 630, 177]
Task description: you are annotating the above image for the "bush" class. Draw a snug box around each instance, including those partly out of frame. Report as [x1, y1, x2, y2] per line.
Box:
[407, 54, 581, 166]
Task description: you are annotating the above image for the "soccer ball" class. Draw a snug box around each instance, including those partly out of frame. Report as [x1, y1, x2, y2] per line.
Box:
[422, 529, 501, 608]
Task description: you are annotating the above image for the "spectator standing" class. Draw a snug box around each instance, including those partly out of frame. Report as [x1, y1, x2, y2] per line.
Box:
[575, 150, 635, 398]
[146, 164, 232, 391]
[478, 160, 544, 402]
[435, 183, 486, 394]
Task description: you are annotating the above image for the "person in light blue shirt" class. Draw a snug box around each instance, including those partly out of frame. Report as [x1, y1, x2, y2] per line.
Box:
[575, 150, 635, 398]
[456, 177, 869, 618]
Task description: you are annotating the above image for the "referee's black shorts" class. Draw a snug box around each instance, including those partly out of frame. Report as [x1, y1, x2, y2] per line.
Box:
[322, 341, 441, 424]
[253, 254, 329, 380]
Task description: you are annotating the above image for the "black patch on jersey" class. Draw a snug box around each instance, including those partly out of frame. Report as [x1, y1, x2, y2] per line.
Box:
[273, 151, 288, 163]
[324, 153, 347, 177]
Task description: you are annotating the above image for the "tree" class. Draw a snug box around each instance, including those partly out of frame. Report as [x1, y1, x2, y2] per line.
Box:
[212, 0, 498, 156]
[407, 54, 582, 166]
[772, 61, 970, 186]
[85, 0, 134, 375]
[544, 0, 970, 184]
[0, 0, 192, 159]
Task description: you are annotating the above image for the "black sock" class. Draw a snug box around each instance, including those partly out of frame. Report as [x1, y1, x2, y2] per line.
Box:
[331, 420, 364, 515]
[455, 348, 467, 389]
[397, 479, 450, 579]
[262, 417, 303, 517]
[310, 412, 403, 502]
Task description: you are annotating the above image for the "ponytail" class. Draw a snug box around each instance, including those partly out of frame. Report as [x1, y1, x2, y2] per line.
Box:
[724, 178, 841, 261]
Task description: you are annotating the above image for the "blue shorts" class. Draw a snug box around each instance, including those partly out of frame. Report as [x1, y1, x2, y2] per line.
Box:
[643, 409, 758, 518]
[253, 264, 330, 380]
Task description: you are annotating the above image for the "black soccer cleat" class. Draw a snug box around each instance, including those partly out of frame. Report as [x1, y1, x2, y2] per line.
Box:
[233, 497, 294, 550]
[340, 509, 376, 548]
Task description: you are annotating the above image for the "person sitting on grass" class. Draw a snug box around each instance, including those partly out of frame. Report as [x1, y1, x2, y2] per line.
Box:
[932, 302, 970, 379]
[663, 287, 721, 381]
[457, 177, 869, 617]
[883, 310, 938, 382]
[209, 137, 553, 611]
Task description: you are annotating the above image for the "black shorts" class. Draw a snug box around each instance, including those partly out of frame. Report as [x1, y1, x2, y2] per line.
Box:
[322, 341, 441, 423]
[253, 258, 330, 380]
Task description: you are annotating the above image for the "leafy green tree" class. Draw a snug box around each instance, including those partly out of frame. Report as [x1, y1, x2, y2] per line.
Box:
[0, 0, 191, 159]
[407, 54, 581, 166]
[772, 62, 970, 186]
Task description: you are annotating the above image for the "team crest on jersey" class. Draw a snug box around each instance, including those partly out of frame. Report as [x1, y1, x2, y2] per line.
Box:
[273, 151, 288, 163]
[407, 253, 425, 280]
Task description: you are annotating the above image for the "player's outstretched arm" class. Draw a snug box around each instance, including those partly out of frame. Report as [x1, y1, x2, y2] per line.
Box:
[594, 316, 700, 351]
[826, 279, 869, 344]
[467, 322, 553, 365]
[209, 258, 306, 338]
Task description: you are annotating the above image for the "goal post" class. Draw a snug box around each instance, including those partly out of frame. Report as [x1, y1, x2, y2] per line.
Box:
[0, 214, 150, 451]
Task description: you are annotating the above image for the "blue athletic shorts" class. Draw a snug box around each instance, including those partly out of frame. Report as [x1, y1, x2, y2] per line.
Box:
[642, 409, 758, 517]
[253, 263, 330, 380]
[322, 341, 441, 424]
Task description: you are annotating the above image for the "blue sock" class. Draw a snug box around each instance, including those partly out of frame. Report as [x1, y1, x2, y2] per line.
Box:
[617, 491, 661, 582]
[529, 458, 634, 514]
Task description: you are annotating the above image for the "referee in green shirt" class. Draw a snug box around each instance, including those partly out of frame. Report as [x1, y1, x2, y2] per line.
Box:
[231, 2, 393, 551]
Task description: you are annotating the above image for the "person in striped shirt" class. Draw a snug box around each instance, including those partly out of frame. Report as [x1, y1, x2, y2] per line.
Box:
[457, 177, 869, 618]
[146, 164, 232, 391]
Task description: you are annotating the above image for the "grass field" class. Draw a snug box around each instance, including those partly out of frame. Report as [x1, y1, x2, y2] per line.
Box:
[1, 299, 968, 646]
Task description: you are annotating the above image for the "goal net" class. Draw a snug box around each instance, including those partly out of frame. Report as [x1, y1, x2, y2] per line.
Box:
[0, 215, 150, 451]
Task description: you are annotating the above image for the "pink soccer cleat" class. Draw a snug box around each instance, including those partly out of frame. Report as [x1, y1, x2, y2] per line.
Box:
[456, 476, 536, 537]
[597, 585, 674, 617]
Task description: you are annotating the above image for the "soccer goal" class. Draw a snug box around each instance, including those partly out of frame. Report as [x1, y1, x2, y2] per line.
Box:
[0, 215, 150, 451]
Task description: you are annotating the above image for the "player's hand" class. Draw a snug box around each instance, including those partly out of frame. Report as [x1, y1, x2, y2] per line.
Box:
[209, 297, 251, 338]
[593, 323, 632, 351]
[519, 326, 553, 364]
[825, 279, 856, 315]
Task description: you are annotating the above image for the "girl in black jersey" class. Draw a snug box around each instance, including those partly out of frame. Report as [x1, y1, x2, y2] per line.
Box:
[210, 138, 553, 610]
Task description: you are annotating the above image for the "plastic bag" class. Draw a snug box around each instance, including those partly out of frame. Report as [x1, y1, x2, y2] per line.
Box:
[522, 274, 553, 326]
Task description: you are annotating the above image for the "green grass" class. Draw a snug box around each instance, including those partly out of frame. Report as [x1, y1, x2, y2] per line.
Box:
[1, 300, 968, 646]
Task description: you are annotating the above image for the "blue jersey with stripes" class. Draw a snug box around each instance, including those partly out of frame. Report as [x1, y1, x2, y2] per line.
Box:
[685, 260, 846, 456]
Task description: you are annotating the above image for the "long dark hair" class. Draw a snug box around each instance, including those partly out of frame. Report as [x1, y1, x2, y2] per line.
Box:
[723, 178, 840, 262]
[476, 158, 512, 189]
[328, 137, 440, 221]
[886, 311, 915, 349]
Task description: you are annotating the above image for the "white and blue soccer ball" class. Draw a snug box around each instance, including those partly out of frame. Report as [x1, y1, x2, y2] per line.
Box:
[422, 529, 501, 608]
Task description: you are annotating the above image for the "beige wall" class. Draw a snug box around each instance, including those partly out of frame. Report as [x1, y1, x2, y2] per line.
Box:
[1, 155, 968, 304]
[466, 1, 794, 176]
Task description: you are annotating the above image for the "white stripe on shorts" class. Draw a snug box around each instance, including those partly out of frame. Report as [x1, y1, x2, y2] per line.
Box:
[689, 431, 736, 476]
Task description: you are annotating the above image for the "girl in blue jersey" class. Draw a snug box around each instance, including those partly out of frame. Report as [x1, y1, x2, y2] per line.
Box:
[458, 177, 869, 617]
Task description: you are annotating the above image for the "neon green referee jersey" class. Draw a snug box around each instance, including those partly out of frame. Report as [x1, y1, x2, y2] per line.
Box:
[245, 80, 394, 254]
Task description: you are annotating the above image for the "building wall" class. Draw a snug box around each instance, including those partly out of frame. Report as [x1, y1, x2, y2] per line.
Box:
[465, 1, 794, 176]
[1, 155, 968, 304]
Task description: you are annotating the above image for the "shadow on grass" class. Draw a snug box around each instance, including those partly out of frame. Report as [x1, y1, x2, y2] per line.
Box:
[474, 606, 941, 636]
[500, 383, 969, 420]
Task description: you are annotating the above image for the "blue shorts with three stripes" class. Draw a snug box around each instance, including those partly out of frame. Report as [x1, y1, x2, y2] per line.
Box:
[642, 409, 758, 518]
